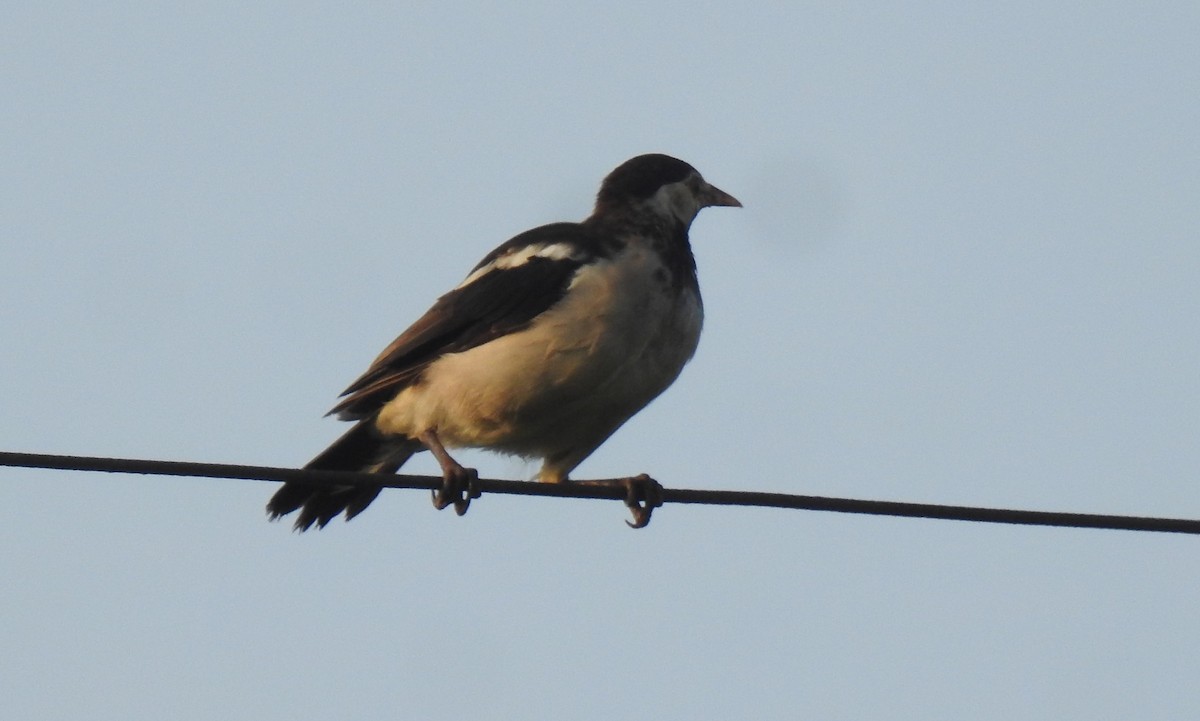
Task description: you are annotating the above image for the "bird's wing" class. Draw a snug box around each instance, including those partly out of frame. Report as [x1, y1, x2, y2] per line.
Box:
[329, 222, 603, 420]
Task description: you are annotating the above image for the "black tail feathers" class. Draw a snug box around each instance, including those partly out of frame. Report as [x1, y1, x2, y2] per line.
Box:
[266, 421, 417, 531]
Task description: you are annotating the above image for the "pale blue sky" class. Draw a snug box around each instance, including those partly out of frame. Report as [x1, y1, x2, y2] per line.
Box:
[3, 3, 1199, 719]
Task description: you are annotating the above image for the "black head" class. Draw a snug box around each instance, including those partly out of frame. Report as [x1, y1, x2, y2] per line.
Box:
[596, 154, 697, 207]
[592, 154, 741, 223]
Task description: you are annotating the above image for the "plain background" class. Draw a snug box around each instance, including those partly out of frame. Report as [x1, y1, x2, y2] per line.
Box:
[3, 3, 1198, 719]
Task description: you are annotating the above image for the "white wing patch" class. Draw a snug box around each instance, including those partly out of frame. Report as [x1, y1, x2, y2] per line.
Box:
[456, 242, 587, 289]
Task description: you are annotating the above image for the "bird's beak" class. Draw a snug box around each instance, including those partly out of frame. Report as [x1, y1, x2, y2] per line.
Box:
[701, 182, 742, 208]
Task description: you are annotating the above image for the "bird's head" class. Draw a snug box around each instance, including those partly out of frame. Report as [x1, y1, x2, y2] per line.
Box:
[592, 154, 741, 227]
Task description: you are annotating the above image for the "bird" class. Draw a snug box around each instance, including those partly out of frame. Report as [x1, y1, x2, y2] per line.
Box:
[267, 153, 741, 530]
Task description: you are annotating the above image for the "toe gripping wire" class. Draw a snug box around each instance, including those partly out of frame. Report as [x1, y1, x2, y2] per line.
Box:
[622, 474, 664, 529]
[571, 474, 664, 528]
[431, 468, 482, 516]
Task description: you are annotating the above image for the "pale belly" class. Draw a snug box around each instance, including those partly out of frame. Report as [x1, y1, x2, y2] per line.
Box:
[374, 245, 703, 478]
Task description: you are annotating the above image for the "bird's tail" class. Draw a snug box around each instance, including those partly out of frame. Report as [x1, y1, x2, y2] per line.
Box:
[266, 420, 419, 531]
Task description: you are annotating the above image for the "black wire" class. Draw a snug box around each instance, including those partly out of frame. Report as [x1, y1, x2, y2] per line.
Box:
[2, 450, 1197, 534]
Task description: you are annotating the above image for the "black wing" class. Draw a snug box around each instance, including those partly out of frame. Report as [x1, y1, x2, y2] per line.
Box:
[329, 222, 606, 420]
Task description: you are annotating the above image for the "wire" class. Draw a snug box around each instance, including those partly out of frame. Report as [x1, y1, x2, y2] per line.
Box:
[1, 449, 1197, 534]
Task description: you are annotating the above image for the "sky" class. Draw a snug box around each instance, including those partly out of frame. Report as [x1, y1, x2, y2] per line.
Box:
[3, 2, 1199, 719]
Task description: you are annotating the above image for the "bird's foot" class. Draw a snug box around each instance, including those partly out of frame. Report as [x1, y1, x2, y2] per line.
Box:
[419, 428, 481, 516]
[572, 474, 665, 527]
[431, 464, 480, 516]
[622, 473, 664, 529]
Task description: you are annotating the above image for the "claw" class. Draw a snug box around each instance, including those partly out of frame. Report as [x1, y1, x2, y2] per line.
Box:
[420, 428, 481, 516]
[623, 473, 664, 529]
[431, 465, 480, 515]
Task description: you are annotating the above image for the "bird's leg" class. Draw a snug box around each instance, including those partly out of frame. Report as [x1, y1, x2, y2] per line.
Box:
[418, 429, 480, 516]
[574, 474, 664, 529]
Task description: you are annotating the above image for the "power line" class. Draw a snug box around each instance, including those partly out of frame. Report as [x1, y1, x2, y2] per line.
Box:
[1, 449, 1197, 534]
